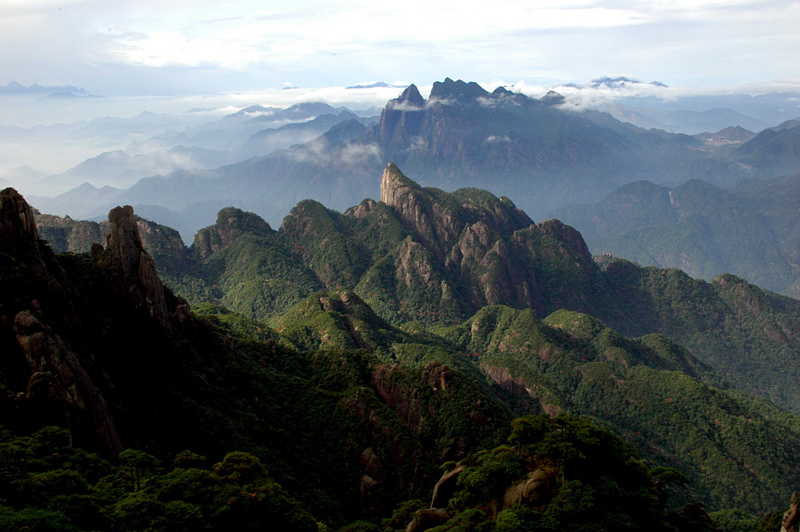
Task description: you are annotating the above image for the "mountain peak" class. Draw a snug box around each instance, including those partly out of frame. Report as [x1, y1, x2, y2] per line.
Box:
[540, 90, 566, 106]
[429, 78, 489, 102]
[193, 207, 273, 259]
[380, 163, 420, 206]
[0, 187, 38, 241]
[102, 205, 170, 326]
[396, 84, 424, 108]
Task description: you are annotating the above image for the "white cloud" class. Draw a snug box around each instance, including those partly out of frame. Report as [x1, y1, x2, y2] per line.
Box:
[0, 0, 798, 99]
[339, 143, 381, 165]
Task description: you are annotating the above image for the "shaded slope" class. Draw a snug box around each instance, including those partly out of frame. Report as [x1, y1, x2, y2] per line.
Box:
[553, 174, 800, 295]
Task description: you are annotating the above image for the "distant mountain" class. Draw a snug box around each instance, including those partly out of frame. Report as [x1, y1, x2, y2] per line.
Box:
[0, 165, 47, 183]
[235, 110, 370, 159]
[159, 101, 350, 151]
[695, 125, 756, 147]
[553, 172, 800, 297]
[587, 89, 800, 127]
[110, 78, 760, 237]
[0, 81, 97, 97]
[732, 119, 800, 176]
[596, 103, 769, 134]
[39, 146, 230, 195]
[32, 182, 123, 219]
[346, 81, 406, 89]
[590, 76, 668, 88]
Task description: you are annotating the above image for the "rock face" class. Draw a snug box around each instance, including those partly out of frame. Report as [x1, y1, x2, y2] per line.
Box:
[783, 493, 799, 532]
[379, 85, 425, 145]
[13, 310, 122, 455]
[193, 206, 274, 259]
[102, 206, 171, 327]
[0, 188, 123, 455]
[0, 188, 38, 240]
[430, 465, 466, 508]
[377, 163, 582, 315]
[502, 469, 551, 509]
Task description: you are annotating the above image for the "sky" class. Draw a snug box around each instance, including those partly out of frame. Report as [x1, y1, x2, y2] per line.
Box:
[2, 0, 800, 97]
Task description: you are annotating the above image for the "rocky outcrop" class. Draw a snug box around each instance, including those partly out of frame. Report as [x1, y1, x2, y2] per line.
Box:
[482, 365, 563, 416]
[429, 78, 489, 104]
[379, 85, 425, 145]
[35, 212, 192, 275]
[35, 214, 104, 253]
[525, 219, 594, 264]
[0, 187, 38, 240]
[502, 469, 551, 509]
[783, 493, 799, 532]
[406, 508, 450, 532]
[13, 311, 122, 455]
[430, 465, 466, 508]
[193, 206, 273, 259]
[0, 189, 123, 456]
[102, 205, 171, 327]
[380, 163, 462, 258]
[372, 365, 426, 430]
[447, 221, 535, 308]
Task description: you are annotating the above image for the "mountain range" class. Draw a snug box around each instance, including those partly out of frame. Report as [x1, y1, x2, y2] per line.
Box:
[7, 163, 800, 530]
[553, 171, 800, 298]
[29, 79, 799, 246]
[6, 79, 800, 531]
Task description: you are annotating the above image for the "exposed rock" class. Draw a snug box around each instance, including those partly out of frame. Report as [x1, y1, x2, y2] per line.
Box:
[0, 188, 38, 240]
[406, 508, 450, 532]
[429, 78, 489, 104]
[372, 365, 425, 429]
[396, 237, 438, 289]
[35, 213, 103, 253]
[481, 364, 564, 415]
[35, 212, 191, 275]
[380, 163, 423, 211]
[379, 86, 425, 144]
[528, 219, 593, 263]
[102, 205, 171, 327]
[422, 362, 453, 392]
[430, 465, 466, 508]
[380, 164, 461, 257]
[193, 206, 273, 259]
[782, 493, 799, 532]
[361, 447, 382, 479]
[502, 469, 551, 509]
[14, 310, 122, 455]
[346, 199, 378, 219]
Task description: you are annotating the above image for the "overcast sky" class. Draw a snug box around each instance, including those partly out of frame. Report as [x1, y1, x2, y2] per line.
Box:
[1, 0, 799, 97]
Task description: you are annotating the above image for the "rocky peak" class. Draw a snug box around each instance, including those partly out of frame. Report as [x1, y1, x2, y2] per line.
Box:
[379, 163, 462, 257]
[0, 187, 38, 241]
[380, 163, 420, 206]
[102, 205, 171, 326]
[193, 207, 273, 259]
[491, 86, 513, 98]
[531, 219, 593, 263]
[429, 78, 489, 103]
[379, 85, 426, 144]
[540, 90, 566, 106]
[394, 84, 425, 108]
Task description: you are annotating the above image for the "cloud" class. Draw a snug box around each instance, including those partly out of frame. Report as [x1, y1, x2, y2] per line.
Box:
[339, 143, 381, 165]
[487, 135, 512, 143]
[386, 100, 425, 112]
[0, 0, 798, 103]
